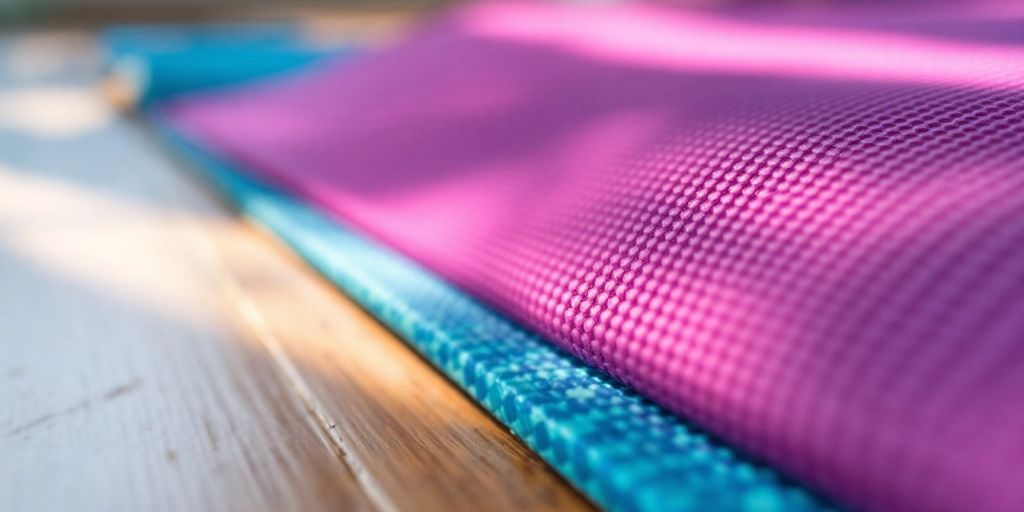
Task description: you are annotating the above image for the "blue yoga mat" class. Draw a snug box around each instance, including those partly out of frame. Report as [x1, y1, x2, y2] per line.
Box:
[102, 24, 345, 106]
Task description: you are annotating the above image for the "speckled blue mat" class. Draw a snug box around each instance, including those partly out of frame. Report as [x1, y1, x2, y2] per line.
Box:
[153, 115, 831, 512]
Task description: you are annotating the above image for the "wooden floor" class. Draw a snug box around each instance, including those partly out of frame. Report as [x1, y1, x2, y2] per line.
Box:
[0, 31, 591, 512]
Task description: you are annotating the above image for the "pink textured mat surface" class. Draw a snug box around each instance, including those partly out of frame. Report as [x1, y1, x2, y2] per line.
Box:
[163, 3, 1024, 510]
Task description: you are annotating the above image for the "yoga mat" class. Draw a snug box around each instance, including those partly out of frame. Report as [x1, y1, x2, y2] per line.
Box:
[155, 115, 830, 512]
[102, 24, 343, 107]
[155, 3, 1024, 510]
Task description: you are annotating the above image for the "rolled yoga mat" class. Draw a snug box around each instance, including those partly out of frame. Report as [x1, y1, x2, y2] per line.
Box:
[155, 2, 1024, 511]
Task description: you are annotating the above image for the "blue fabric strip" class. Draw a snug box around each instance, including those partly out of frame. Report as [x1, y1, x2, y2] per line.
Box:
[153, 115, 832, 512]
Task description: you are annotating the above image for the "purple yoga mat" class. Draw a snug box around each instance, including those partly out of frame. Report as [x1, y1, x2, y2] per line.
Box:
[162, 2, 1024, 510]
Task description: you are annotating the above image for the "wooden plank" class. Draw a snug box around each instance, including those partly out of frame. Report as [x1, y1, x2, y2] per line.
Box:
[0, 54, 375, 512]
[196, 186, 595, 512]
[1, 29, 592, 512]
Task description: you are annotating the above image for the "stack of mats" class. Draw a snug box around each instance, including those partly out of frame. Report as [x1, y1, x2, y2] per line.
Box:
[122, 2, 1024, 511]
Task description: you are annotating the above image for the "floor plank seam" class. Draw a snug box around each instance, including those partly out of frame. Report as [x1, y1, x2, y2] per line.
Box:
[195, 211, 398, 512]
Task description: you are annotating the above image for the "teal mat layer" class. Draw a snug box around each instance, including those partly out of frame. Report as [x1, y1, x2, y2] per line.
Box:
[155, 117, 832, 512]
[103, 24, 343, 106]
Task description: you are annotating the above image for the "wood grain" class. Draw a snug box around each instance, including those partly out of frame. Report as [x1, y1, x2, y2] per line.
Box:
[0, 30, 592, 512]
[0, 36, 374, 511]
[0, 139, 374, 511]
[204, 211, 593, 512]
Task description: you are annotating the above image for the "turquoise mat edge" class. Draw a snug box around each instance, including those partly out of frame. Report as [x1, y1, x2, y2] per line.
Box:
[151, 114, 834, 512]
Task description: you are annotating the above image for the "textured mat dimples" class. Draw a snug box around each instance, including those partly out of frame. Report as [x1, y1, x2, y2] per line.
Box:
[157, 118, 830, 512]
[159, 2, 1024, 510]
